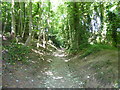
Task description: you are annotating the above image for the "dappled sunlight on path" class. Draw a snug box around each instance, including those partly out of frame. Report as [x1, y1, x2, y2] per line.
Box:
[3, 49, 117, 88]
[42, 49, 84, 88]
[53, 49, 67, 57]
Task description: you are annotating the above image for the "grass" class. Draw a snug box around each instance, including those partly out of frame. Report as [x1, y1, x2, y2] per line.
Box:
[84, 49, 118, 87]
[80, 44, 118, 86]
[68, 44, 118, 87]
[80, 44, 117, 58]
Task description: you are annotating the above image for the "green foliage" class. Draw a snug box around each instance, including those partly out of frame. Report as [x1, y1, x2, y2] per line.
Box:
[80, 44, 100, 58]
[3, 43, 31, 64]
[2, 2, 119, 54]
[67, 43, 90, 54]
[81, 44, 116, 58]
[67, 47, 78, 54]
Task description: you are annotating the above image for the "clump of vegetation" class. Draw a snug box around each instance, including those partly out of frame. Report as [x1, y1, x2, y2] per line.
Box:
[3, 43, 31, 64]
[67, 43, 89, 54]
[66, 43, 117, 56]
[80, 44, 117, 58]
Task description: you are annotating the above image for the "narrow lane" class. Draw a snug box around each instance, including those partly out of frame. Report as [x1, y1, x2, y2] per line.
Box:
[42, 50, 83, 88]
[3, 49, 84, 88]
[3, 49, 113, 88]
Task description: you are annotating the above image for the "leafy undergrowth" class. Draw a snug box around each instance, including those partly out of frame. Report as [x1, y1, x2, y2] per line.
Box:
[68, 49, 118, 88]
[80, 44, 117, 58]
[66, 44, 117, 59]
[2, 39, 57, 65]
[3, 42, 31, 64]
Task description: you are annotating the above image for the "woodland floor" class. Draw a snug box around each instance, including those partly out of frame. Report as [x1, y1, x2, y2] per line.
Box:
[2, 45, 118, 88]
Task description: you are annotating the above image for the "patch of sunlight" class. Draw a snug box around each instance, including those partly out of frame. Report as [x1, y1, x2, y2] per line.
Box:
[79, 81, 84, 85]
[45, 71, 53, 76]
[47, 59, 52, 62]
[113, 83, 118, 88]
[31, 61, 36, 63]
[87, 74, 91, 79]
[54, 50, 67, 57]
[32, 49, 43, 55]
[67, 73, 71, 77]
[31, 80, 34, 82]
[47, 42, 58, 50]
[44, 68, 48, 71]
[90, 42, 94, 45]
[41, 57, 45, 61]
[49, 50, 53, 52]
[52, 76, 63, 79]
[54, 53, 65, 57]
[18, 42, 24, 45]
[16, 80, 19, 82]
[64, 59, 71, 62]
[37, 43, 44, 48]
[0, 34, 2, 38]
[47, 87, 50, 88]
[110, 5, 117, 12]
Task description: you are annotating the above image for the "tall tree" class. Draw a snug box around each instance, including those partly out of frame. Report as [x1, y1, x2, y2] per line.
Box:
[25, 1, 32, 46]
[11, 0, 15, 38]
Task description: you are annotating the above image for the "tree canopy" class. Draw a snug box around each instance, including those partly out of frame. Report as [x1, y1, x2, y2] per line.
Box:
[1, 1, 120, 52]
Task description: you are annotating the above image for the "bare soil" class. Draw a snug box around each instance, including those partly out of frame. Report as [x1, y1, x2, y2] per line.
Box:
[2, 48, 118, 88]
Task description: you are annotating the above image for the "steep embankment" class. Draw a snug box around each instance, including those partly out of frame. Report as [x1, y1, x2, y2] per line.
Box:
[67, 49, 118, 88]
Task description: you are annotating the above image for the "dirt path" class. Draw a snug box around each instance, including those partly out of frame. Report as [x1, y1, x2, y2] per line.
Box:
[2, 49, 116, 88]
[43, 50, 82, 88]
[3, 49, 82, 88]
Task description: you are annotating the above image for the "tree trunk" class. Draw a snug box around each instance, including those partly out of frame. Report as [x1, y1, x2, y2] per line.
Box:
[25, 1, 32, 46]
[38, 2, 42, 42]
[22, 2, 26, 39]
[73, 2, 79, 50]
[19, 2, 23, 37]
[11, 0, 15, 37]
